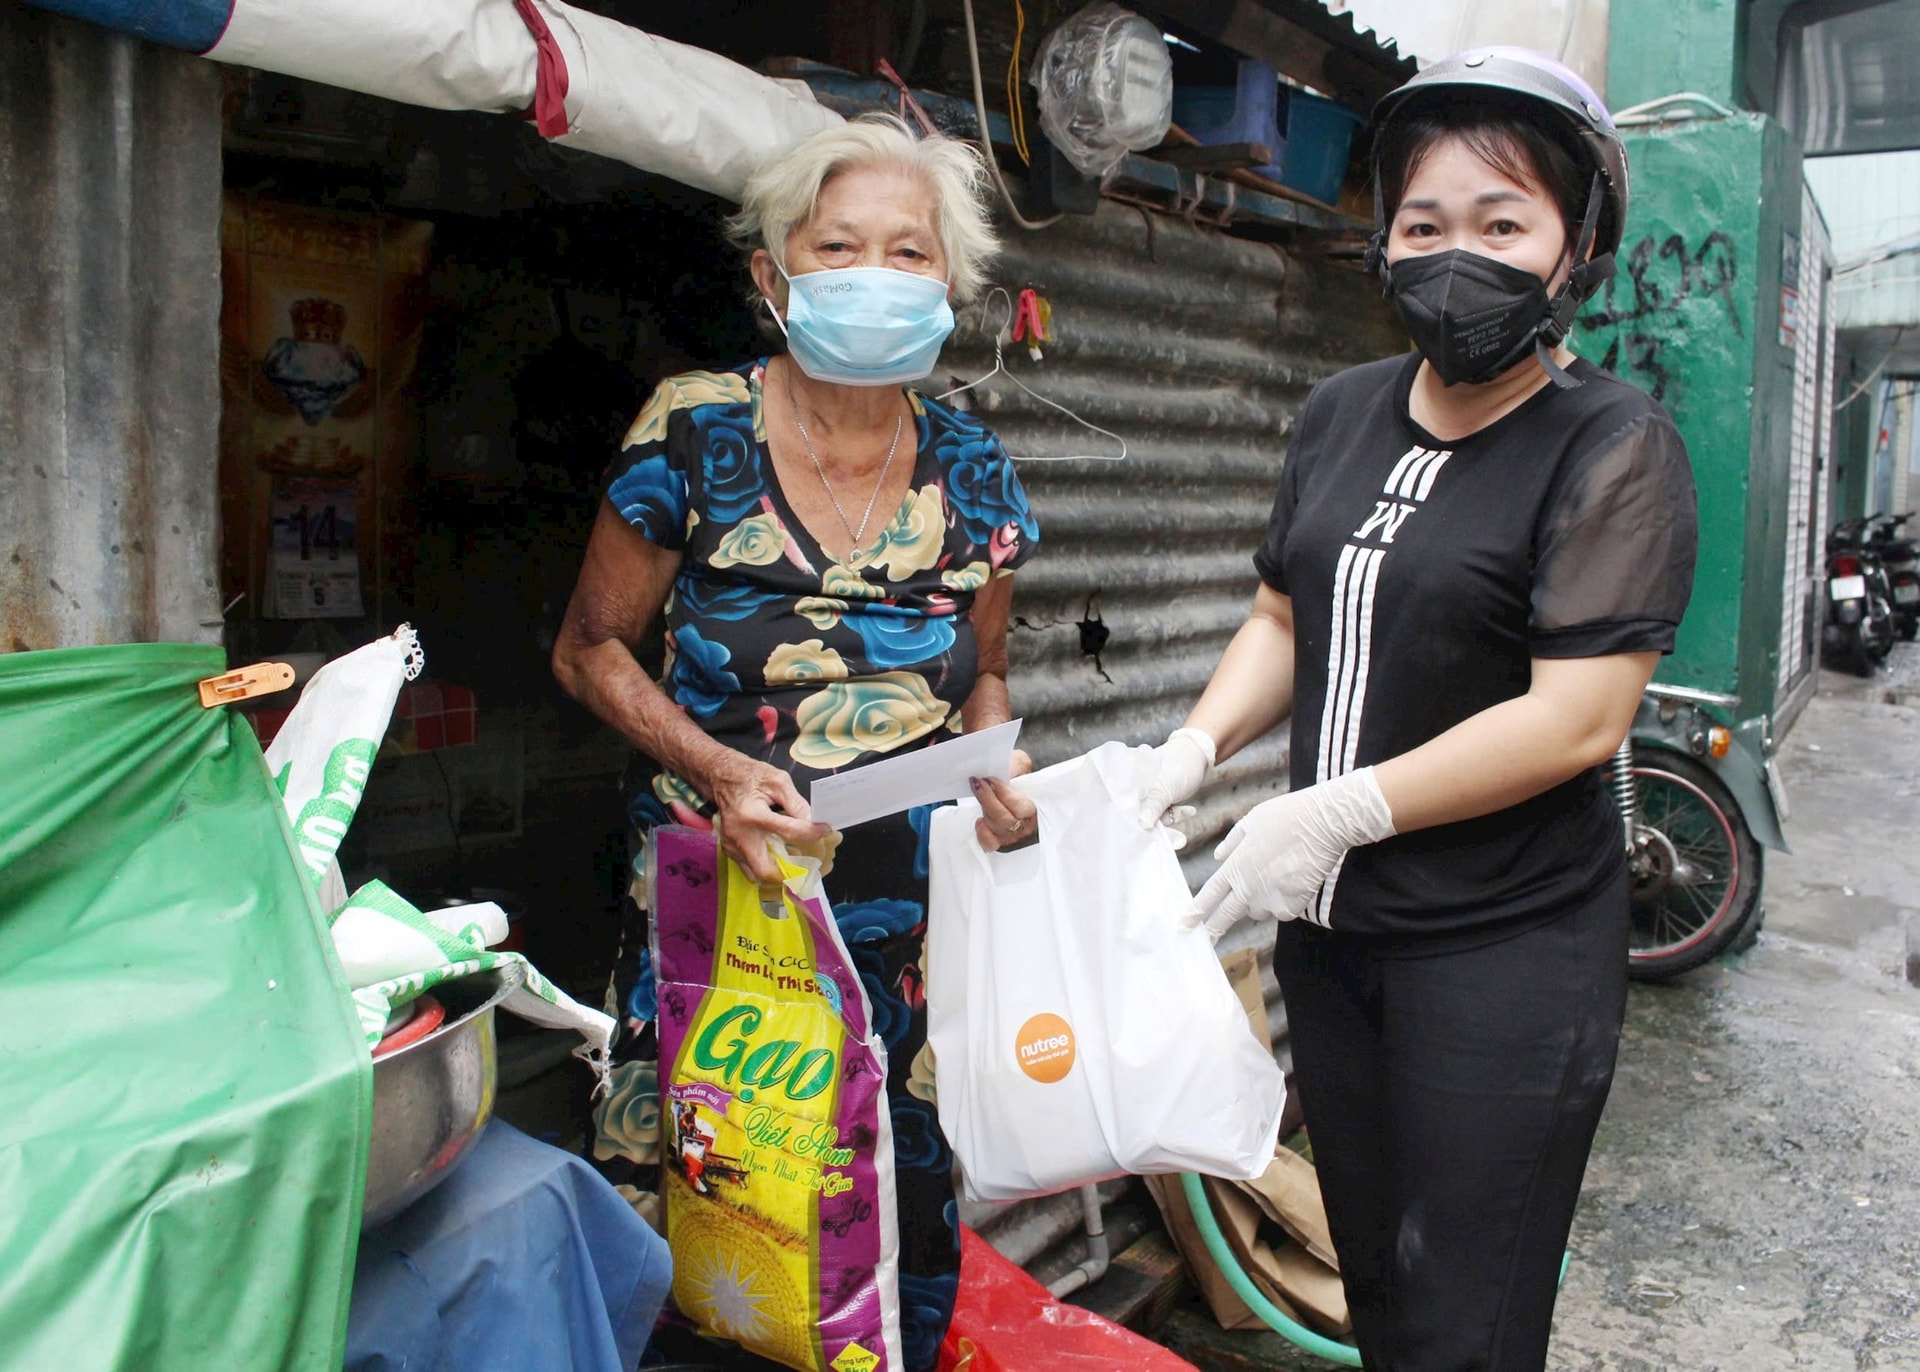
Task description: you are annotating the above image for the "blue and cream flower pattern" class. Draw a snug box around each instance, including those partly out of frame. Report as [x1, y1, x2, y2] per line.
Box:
[605, 358, 1038, 806]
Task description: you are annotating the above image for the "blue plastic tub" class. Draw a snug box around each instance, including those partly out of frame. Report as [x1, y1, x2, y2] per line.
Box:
[1171, 58, 1286, 183]
[1171, 60, 1364, 206]
[1278, 89, 1365, 205]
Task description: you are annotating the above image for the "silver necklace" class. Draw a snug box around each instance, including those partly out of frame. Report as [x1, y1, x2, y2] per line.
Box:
[788, 386, 904, 559]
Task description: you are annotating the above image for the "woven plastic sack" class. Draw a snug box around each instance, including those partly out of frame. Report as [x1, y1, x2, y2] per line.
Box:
[262, 626, 611, 1081]
[264, 624, 422, 893]
[651, 827, 902, 1372]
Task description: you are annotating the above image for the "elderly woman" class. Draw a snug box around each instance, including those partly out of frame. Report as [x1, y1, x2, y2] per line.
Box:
[552, 114, 1038, 1367]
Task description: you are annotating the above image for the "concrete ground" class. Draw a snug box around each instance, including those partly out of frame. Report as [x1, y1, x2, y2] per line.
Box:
[1550, 642, 1920, 1370]
[1160, 643, 1920, 1371]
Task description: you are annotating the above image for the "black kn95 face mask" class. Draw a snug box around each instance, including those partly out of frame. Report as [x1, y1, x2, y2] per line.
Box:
[1385, 249, 1553, 387]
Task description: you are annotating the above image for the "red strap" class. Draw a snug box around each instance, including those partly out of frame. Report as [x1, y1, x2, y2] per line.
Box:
[512, 0, 572, 137]
[877, 58, 941, 139]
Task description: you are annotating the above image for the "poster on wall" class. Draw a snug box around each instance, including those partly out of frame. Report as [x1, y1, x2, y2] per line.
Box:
[1779, 229, 1801, 350]
[270, 476, 363, 618]
[220, 195, 432, 620]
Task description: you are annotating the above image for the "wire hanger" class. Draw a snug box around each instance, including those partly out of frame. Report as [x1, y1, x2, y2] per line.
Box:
[934, 287, 1128, 463]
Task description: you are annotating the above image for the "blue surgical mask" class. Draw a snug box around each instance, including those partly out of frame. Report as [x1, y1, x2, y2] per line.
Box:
[768, 265, 955, 387]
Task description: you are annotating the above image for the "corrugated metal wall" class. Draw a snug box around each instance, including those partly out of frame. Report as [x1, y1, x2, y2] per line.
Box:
[0, 6, 225, 652]
[941, 202, 1404, 857]
[933, 202, 1405, 1275]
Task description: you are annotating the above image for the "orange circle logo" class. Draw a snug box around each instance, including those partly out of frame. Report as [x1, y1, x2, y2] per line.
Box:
[1015, 1013, 1076, 1084]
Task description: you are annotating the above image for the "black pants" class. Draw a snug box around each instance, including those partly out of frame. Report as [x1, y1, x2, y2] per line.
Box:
[1271, 877, 1629, 1372]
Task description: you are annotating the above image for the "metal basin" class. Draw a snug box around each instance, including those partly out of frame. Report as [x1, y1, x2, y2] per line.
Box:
[362, 963, 522, 1229]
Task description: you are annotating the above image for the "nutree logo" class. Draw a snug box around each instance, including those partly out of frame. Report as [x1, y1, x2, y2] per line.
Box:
[1014, 1012, 1075, 1083]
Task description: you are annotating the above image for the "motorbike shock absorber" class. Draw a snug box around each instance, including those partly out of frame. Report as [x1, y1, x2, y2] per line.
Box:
[1607, 737, 1638, 855]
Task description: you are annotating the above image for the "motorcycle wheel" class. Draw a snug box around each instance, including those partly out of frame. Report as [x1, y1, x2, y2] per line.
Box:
[1865, 594, 1896, 662]
[1825, 620, 1875, 676]
[1626, 749, 1764, 982]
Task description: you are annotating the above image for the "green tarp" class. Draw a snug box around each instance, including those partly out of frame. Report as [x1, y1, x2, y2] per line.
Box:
[0, 645, 370, 1369]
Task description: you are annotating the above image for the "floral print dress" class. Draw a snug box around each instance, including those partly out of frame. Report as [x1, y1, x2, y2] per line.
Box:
[589, 359, 1038, 1370]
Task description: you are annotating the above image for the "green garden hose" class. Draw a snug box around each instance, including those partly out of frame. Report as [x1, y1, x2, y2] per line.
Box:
[1178, 1172, 1364, 1367]
[1176, 1174, 1574, 1368]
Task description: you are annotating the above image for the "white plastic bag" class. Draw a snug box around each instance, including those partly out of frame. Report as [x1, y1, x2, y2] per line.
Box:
[264, 624, 424, 893]
[927, 741, 1286, 1202]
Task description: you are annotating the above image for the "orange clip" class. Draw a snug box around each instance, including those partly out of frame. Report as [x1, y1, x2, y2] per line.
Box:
[198, 662, 296, 708]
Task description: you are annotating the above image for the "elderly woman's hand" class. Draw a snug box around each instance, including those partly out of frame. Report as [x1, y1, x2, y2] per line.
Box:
[971, 749, 1038, 852]
[705, 750, 835, 883]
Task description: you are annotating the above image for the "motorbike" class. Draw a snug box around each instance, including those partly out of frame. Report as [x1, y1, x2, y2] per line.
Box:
[1821, 517, 1896, 675]
[1614, 684, 1789, 981]
[1865, 511, 1919, 641]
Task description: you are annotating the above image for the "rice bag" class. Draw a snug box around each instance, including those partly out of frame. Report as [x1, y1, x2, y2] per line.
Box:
[651, 827, 902, 1372]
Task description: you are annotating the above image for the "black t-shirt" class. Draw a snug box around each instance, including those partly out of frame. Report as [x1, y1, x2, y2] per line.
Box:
[1255, 353, 1697, 937]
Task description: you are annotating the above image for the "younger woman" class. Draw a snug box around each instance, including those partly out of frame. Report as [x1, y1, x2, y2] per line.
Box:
[1141, 49, 1698, 1370]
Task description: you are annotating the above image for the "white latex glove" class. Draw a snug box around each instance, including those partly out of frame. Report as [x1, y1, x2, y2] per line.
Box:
[1136, 727, 1218, 850]
[1187, 767, 1396, 940]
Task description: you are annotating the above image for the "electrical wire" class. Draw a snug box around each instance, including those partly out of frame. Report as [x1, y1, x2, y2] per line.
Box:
[1612, 92, 1737, 126]
[1005, 0, 1032, 166]
[1835, 326, 1909, 411]
[961, 0, 1062, 231]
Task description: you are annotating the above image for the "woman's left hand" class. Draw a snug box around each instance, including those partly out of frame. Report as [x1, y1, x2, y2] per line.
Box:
[972, 749, 1037, 851]
[1188, 766, 1397, 938]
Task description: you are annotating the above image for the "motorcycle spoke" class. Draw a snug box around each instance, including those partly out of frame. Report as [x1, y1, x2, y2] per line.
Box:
[1628, 761, 1746, 961]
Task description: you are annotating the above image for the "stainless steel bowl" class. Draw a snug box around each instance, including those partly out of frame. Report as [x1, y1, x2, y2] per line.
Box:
[362, 963, 523, 1229]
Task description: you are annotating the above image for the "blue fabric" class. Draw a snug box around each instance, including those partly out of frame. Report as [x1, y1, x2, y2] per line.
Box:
[22, 0, 233, 52]
[346, 1121, 672, 1372]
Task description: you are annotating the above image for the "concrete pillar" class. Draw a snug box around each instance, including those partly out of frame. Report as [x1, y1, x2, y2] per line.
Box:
[1607, 0, 1745, 111]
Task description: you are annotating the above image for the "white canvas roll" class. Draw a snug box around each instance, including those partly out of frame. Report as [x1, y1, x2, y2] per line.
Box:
[206, 0, 538, 113]
[536, 0, 843, 201]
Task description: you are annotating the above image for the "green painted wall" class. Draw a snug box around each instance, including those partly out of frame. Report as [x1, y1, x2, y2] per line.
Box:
[1832, 385, 1875, 523]
[1572, 112, 1802, 719]
[1607, 0, 1746, 110]
[1738, 116, 1803, 718]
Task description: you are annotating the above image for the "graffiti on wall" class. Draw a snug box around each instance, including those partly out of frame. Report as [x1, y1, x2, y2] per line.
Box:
[1578, 232, 1743, 401]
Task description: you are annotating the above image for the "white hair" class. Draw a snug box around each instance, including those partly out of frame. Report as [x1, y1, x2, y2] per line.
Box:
[728, 113, 1000, 304]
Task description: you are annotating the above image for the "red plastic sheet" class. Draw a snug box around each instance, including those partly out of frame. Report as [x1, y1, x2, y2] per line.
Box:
[938, 1227, 1199, 1372]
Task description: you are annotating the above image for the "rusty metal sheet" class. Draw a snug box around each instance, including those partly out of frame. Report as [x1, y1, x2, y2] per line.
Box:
[1, 6, 225, 651]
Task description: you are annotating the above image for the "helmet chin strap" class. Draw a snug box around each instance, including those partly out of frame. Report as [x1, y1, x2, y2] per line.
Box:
[1530, 170, 1615, 388]
[1365, 165, 1390, 287]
